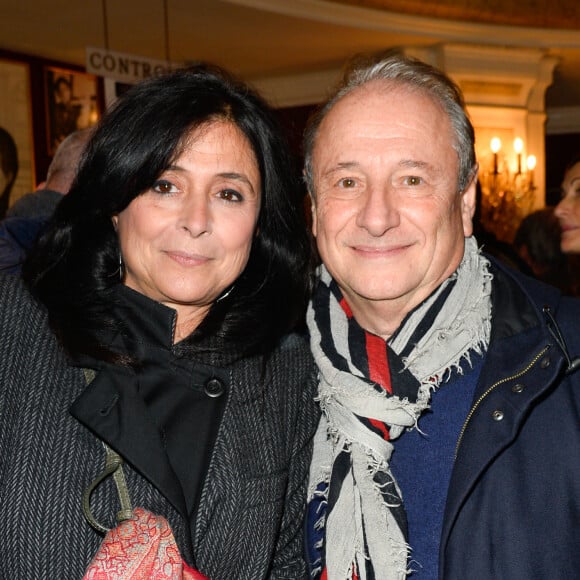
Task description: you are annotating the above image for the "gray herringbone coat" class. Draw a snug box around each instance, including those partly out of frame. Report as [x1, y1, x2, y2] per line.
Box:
[0, 274, 319, 579]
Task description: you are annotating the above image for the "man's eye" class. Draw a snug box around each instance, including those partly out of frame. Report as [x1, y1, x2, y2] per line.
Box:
[338, 178, 356, 188]
[404, 176, 423, 186]
[152, 180, 177, 194]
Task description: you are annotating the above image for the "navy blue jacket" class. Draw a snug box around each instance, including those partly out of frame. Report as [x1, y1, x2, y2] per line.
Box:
[0, 216, 46, 274]
[441, 258, 580, 579]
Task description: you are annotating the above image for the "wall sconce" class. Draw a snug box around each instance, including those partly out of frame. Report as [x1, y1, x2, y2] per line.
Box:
[479, 136, 536, 242]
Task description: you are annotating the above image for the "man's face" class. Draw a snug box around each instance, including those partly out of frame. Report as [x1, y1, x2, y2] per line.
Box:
[310, 81, 476, 335]
[0, 155, 7, 193]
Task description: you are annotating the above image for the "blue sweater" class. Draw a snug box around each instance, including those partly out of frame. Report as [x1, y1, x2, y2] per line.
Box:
[390, 355, 484, 578]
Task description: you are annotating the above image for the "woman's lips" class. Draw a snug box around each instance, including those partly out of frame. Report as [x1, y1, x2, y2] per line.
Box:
[165, 250, 210, 265]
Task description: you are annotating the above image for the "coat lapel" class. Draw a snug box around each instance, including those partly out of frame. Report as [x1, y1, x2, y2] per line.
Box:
[70, 366, 188, 517]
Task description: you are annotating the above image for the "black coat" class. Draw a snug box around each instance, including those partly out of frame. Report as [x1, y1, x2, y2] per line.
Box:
[0, 274, 319, 579]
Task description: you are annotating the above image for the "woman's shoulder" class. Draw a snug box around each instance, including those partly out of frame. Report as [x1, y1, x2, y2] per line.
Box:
[278, 330, 311, 352]
[0, 273, 50, 337]
[264, 330, 318, 386]
[229, 330, 316, 387]
[274, 331, 314, 362]
[1, 272, 35, 305]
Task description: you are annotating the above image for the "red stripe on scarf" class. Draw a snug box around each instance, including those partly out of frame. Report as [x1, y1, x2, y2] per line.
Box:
[366, 333, 393, 393]
[366, 332, 392, 440]
[369, 417, 390, 440]
[339, 297, 353, 318]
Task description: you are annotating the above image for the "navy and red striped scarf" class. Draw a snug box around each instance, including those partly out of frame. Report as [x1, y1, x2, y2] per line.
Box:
[305, 237, 492, 580]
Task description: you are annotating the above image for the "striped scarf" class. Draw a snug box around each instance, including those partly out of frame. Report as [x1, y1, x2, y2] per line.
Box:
[306, 236, 492, 580]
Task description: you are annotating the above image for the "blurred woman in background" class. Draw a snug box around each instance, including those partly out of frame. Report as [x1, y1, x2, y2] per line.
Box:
[555, 154, 580, 295]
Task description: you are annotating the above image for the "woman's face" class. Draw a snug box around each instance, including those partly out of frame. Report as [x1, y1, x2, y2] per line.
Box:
[113, 121, 261, 338]
[555, 161, 580, 254]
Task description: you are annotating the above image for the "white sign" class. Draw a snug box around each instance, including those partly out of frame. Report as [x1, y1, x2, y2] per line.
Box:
[85, 47, 178, 84]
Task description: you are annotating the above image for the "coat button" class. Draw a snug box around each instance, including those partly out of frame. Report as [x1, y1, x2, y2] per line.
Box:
[512, 383, 524, 393]
[540, 356, 551, 369]
[492, 409, 504, 421]
[204, 378, 225, 398]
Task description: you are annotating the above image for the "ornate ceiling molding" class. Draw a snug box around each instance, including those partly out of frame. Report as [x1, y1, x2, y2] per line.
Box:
[224, 0, 580, 48]
[327, 0, 579, 31]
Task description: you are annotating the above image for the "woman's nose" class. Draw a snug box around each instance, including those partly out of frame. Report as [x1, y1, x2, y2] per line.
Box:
[180, 195, 211, 236]
[555, 195, 570, 219]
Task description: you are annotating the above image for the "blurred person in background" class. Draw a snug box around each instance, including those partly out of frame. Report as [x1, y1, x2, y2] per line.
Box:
[554, 153, 580, 295]
[0, 128, 92, 274]
[513, 207, 570, 292]
[0, 126, 18, 218]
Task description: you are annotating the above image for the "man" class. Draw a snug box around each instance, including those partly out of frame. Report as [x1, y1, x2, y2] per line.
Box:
[0, 126, 18, 218]
[304, 53, 580, 580]
[0, 127, 91, 273]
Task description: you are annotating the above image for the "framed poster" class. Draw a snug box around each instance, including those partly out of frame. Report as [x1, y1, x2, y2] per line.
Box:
[45, 66, 100, 156]
[0, 57, 35, 216]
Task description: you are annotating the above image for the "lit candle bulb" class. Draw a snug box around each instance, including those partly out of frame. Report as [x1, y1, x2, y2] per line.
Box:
[490, 137, 501, 175]
[514, 137, 523, 174]
[527, 155, 536, 187]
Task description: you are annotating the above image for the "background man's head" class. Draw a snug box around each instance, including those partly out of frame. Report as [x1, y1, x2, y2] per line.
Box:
[0, 127, 19, 218]
[304, 53, 479, 336]
[44, 127, 93, 194]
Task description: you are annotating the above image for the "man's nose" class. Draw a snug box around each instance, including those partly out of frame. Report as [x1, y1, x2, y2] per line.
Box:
[356, 185, 400, 236]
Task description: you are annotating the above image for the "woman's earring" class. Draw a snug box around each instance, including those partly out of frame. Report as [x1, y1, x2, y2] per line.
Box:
[216, 285, 235, 303]
[118, 252, 124, 282]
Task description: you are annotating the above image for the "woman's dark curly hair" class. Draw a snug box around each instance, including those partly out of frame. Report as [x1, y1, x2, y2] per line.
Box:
[23, 64, 312, 362]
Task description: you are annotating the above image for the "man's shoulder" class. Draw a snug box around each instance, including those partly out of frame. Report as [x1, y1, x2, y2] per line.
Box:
[487, 254, 572, 310]
[0, 215, 47, 244]
[6, 189, 63, 219]
[487, 256, 580, 362]
[0, 216, 47, 274]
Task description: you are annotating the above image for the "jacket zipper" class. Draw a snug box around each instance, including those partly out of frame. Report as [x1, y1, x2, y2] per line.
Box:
[454, 346, 550, 459]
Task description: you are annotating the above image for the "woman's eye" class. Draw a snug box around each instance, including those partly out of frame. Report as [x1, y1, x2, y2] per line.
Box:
[218, 189, 243, 202]
[404, 176, 423, 186]
[152, 180, 178, 194]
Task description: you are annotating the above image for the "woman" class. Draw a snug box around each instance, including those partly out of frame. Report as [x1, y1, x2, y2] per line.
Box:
[554, 154, 580, 295]
[555, 154, 580, 254]
[0, 65, 318, 578]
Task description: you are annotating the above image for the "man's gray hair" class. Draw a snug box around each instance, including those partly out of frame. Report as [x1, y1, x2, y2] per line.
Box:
[303, 52, 477, 197]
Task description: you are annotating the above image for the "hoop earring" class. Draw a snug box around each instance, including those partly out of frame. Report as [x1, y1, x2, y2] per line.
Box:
[216, 284, 235, 303]
[118, 252, 124, 282]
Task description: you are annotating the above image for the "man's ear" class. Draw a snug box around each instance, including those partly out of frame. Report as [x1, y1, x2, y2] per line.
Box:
[461, 170, 478, 237]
